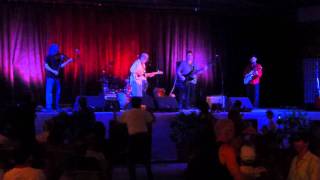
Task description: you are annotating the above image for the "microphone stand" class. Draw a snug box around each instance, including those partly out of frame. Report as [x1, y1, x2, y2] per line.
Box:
[216, 55, 226, 110]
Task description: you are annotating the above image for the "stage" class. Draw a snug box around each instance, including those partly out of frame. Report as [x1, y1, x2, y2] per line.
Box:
[35, 108, 320, 161]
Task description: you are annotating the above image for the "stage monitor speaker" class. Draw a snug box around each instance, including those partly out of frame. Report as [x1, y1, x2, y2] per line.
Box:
[142, 95, 156, 110]
[228, 97, 253, 112]
[104, 100, 120, 112]
[74, 96, 105, 112]
[155, 96, 178, 111]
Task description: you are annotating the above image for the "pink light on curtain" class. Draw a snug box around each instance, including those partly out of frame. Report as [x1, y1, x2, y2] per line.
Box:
[0, 3, 217, 103]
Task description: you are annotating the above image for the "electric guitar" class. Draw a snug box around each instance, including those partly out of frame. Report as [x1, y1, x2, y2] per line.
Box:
[244, 70, 256, 85]
[182, 63, 212, 84]
[243, 65, 262, 85]
[132, 70, 163, 82]
[130, 70, 163, 94]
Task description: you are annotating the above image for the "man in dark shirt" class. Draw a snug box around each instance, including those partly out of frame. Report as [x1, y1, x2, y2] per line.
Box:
[45, 44, 73, 111]
[176, 50, 207, 109]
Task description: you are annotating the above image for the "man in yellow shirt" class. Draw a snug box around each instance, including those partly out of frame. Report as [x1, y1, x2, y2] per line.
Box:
[288, 133, 320, 180]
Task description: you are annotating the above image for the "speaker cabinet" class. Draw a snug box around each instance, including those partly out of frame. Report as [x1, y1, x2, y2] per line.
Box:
[155, 96, 178, 111]
[206, 95, 227, 111]
[142, 95, 156, 110]
[74, 96, 119, 112]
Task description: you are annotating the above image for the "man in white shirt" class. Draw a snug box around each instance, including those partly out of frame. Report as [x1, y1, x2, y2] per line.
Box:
[129, 53, 149, 97]
[119, 97, 154, 180]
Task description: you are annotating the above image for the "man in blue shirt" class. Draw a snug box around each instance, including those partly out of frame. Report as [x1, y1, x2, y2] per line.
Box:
[176, 50, 206, 109]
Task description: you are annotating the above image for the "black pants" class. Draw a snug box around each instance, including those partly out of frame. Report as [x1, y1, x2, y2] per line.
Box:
[246, 84, 260, 107]
[127, 133, 153, 180]
[176, 82, 196, 109]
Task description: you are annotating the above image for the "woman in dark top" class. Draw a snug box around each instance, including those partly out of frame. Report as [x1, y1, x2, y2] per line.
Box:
[215, 119, 243, 180]
[186, 119, 243, 180]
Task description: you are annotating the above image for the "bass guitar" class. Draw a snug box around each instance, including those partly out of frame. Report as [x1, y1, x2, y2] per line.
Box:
[182, 63, 212, 84]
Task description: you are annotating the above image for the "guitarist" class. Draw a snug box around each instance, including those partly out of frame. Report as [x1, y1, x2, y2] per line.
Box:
[243, 56, 263, 107]
[44, 43, 74, 111]
[129, 52, 162, 97]
[176, 50, 207, 109]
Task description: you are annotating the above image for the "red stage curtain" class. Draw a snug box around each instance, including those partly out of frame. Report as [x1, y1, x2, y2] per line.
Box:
[0, 3, 217, 104]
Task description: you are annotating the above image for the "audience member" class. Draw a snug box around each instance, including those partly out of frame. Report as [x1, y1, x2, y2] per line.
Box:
[239, 127, 267, 179]
[73, 97, 96, 138]
[3, 147, 46, 180]
[214, 119, 243, 180]
[119, 97, 154, 180]
[288, 132, 320, 180]
[185, 100, 217, 180]
[196, 100, 216, 141]
[266, 110, 277, 132]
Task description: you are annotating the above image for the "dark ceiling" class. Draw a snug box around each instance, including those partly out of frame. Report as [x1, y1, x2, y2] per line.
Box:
[4, 0, 318, 15]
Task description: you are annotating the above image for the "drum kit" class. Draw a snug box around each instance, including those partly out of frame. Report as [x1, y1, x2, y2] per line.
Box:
[99, 70, 131, 109]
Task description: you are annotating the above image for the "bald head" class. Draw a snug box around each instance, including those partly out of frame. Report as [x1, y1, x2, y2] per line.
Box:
[140, 53, 149, 63]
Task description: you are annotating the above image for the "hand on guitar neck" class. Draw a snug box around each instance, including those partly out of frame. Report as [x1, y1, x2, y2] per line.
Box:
[145, 70, 163, 78]
[134, 70, 163, 80]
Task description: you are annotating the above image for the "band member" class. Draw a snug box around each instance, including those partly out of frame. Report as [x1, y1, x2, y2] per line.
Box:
[129, 52, 163, 97]
[243, 56, 263, 107]
[44, 43, 73, 111]
[129, 53, 150, 97]
[176, 50, 207, 109]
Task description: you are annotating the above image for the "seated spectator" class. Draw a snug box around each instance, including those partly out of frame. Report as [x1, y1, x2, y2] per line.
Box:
[288, 132, 320, 180]
[119, 97, 154, 180]
[196, 100, 216, 141]
[185, 100, 217, 180]
[239, 127, 267, 179]
[3, 147, 46, 180]
[84, 122, 111, 179]
[36, 120, 54, 144]
[73, 97, 96, 136]
[215, 119, 243, 180]
[266, 110, 277, 131]
[228, 109, 243, 138]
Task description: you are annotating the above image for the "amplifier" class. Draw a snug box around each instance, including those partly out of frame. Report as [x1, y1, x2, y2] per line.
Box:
[104, 92, 117, 100]
[206, 95, 227, 110]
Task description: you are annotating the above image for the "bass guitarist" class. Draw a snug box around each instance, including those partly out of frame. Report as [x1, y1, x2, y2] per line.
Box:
[176, 50, 207, 109]
[243, 56, 263, 107]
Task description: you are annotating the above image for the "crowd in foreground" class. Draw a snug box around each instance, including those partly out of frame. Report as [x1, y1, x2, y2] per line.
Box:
[0, 96, 319, 180]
